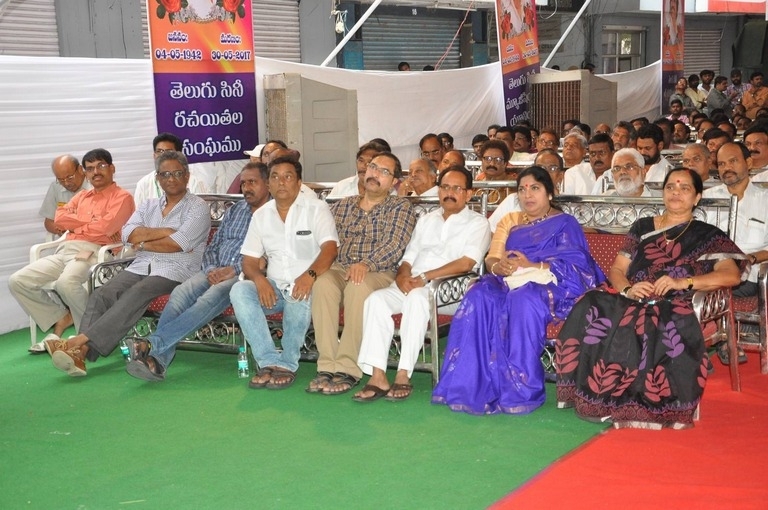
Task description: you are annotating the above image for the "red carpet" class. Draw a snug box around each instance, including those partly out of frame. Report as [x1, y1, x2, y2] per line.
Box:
[494, 359, 768, 510]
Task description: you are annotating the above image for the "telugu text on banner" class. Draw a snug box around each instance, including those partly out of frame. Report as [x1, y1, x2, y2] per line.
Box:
[495, 0, 540, 126]
[147, 0, 257, 163]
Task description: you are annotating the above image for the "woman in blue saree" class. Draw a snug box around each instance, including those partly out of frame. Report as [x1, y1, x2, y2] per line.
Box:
[432, 166, 605, 415]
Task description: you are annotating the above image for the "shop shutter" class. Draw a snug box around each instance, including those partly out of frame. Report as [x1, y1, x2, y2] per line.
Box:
[0, 0, 59, 56]
[362, 12, 461, 71]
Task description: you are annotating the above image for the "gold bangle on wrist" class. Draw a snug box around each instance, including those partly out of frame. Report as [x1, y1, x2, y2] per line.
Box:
[491, 262, 500, 276]
[687, 277, 694, 290]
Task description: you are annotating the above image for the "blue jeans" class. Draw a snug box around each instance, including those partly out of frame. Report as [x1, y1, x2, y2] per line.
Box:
[229, 278, 311, 372]
[149, 271, 237, 369]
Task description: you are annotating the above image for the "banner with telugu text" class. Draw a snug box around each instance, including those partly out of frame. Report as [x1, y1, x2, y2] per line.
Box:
[661, 0, 685, 114]
[147, 0, 257, 163]
[495, 0, 540, 127]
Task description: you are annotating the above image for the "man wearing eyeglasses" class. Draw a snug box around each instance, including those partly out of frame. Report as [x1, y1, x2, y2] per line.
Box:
[309, 152, 417, 395]
[45, 151, 210, 377]
[602, 148, 657, 198]
[39, 155, 91, 238]
[353, 165, 490, 401]
[11, 149, 135, 352]
[124, 162, 271, 382]
[328, 141, 387, 198]
[419, 133, 445, 167]
[133, 132, 208, 207]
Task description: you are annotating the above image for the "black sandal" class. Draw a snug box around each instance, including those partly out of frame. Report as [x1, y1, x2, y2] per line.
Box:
[322, 373, 360, 395]
[249, 367, 274, 389]
[305, 371, 334, 393]
[265, 368, 296, 390]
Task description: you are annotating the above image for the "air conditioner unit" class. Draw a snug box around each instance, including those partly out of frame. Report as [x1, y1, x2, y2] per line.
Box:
[263, 73, 358, 182]
[528, 70, 617, 130]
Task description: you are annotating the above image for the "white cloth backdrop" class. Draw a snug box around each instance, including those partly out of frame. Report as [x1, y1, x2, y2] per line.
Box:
[0, 55, 661, 335]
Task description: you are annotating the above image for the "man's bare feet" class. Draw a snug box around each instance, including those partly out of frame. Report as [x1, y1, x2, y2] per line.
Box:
[52, 311, 74, 337]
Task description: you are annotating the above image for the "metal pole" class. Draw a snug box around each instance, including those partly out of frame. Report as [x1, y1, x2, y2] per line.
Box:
[542, 0, 594, 68]
[320, 0, 384, 67]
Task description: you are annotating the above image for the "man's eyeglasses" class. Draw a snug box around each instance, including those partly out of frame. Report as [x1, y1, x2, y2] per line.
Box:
[156, 170, 187, 180]
[439, 184, 466, 193]
[84, 162, 110, 173]
[611, 163, 640, 174]
[541, 165, 562, 174]
[56, 169, 81, 184]
[367, 162, 394, 177]
[154, 148, 174, 155]
[421, 149, 442, 158]
[482, 156, 506, 164]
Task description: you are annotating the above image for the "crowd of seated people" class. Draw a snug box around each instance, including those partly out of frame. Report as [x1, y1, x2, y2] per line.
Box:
[15, 76, 768, 429]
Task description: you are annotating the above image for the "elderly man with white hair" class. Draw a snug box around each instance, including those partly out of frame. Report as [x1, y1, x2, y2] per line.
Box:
[602, 148, 658, 197]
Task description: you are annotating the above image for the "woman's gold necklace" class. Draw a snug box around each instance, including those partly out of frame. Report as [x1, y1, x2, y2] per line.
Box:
[522, 206, 552, 225]
[660, 214, 693, 244]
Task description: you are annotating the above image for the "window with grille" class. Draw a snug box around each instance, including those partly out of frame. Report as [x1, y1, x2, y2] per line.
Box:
[601, 27, 645, 74]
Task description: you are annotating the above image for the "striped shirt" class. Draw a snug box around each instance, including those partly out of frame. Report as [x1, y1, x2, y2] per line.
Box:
[122, 191, 211, 282]
[331, 194, 416, 273]
[203, 198, 254, 275]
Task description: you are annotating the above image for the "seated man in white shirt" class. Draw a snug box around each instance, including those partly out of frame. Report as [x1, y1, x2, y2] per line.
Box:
[39, 155, 91, 238]
[327, 141, 388, 199]
[398, 158, 438, 196]
[134, 133, 208, 206]
[705, 142, 768, 298]
[565, 133, 614, 195]
[705, 141, 768, 364]
[636, 124, 672, 183]
[603, 148, 658, 197]
[681, 143, 717, 184]
[354, 166, 491, 401]
[743, 121, 768, 181]
[561, 131, 588, 169]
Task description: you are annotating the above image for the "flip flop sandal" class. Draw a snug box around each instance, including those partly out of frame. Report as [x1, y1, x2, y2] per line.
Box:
[352, 384, 389, 402]
[385, 383, 413, 401]
[305, 371, 334, 393]
[265, 369, 296, 390]
[322, 373, 360, 395]
[248, 367, 274, 389]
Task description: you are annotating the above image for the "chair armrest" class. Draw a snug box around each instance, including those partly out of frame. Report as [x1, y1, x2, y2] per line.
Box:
[89, 257, 135, 292]
[691, 287, 731, 325]
[427, 272, 478, 310]
[29, 233, 67, 262]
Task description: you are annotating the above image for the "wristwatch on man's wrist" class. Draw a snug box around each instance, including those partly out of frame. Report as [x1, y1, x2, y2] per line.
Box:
[418, 273, 428, 283]
[307, 269, 317, 280]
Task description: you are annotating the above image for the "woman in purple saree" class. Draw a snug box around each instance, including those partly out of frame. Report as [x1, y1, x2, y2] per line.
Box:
[432, 167, 605, 415]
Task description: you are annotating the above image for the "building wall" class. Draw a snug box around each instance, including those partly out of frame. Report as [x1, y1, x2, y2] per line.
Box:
[299, 1, 337, 66]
